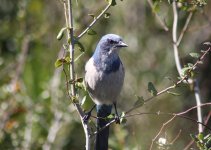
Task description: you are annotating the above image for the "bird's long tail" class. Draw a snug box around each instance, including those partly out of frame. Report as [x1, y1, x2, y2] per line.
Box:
[95, 104, 112, 150]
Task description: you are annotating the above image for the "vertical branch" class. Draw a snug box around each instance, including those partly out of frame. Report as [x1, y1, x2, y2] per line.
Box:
[146, 0, 169, 31]
[172, 1, 182, 76]
[172, 1, 203, 134]
[65, 1, 92, 150]
[67, 0, 76, 97]
[66, 0, 84, 117]
[193, 79, 203, 132]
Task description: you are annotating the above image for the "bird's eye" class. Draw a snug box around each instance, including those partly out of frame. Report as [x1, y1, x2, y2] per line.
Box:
[108, 39, 116, 44]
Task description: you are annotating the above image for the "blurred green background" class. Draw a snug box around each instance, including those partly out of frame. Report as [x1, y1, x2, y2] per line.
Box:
[0, 0, 211, 149]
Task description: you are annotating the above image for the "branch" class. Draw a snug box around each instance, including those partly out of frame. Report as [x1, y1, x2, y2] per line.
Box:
[65, 1, 92, 149]
[184, 111, 211, 150]
[146, 0, 169, 31]
[126, 45, 211, 114]
[172, 1, 204, 135]
[172, 1, 182, 76]
[193, 79, 203, 133]
[77, 4, 111, 39]
[177, 12, 193, 46]
[149, 103, 211, 150]
[93, 103, 211, 143]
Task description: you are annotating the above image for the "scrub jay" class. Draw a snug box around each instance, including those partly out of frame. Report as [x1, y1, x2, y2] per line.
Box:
[85, 34, 127, 150]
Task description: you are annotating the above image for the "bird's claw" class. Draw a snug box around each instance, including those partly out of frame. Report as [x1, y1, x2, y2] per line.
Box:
[83, 111, 91, 123]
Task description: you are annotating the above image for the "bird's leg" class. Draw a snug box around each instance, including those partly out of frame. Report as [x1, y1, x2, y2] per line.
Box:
[113, 102, 120, 124]
[83, 104, 96, 123]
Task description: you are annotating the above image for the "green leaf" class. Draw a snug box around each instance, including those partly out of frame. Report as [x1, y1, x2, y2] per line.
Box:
[65, 56, 71, 63]
[148, 82, 158, 96]
[54, 56, 71, 68]
[56, 27, 67, 40]
[105, 0, 116, 6]
[87, 29, 97, 35]
[198, 133, 204, 141]
[104, 13, 111, 18]
[181, 67, 191, 77]
[153, 2, 160, 13]
[187, 63, 193, 67]
[75, 40, 85, 52]
[107, 114, 115, 119]
[189, 52, 200, 59]
[167, 91, 180, 96]
[133, 95, 144, 108]
[81, 95, 94, 111]
[88, 13, 95, 19]
[54, 59, 63, 68]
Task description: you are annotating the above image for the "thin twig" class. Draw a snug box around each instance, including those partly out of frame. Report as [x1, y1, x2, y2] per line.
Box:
[126, 46, 211, 114]
[177, 12, 193, 46]
[77, 4, 111, 39]
[170, 129, 182, 144]
[93, 102, 211, 137]
[149, 102, 211, 150]
[146, 0, 169, 31]
[184, 111, 211, 150]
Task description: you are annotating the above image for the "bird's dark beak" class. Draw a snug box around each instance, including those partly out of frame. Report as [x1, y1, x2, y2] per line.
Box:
[117, 41, 128, 47]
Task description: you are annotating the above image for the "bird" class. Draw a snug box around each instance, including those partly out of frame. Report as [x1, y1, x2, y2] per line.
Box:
[84, 34, 127, 150]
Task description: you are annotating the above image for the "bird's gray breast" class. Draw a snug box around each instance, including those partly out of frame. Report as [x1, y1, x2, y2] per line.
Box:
[85, 57, 125, 105]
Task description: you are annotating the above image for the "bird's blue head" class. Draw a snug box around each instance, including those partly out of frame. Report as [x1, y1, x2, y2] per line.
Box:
[92, 34, 127, 73]
[94, 34, 128, 56]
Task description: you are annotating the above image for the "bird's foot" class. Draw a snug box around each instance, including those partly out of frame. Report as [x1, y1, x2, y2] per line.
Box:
[83, 104, 96, 123]
[83, 111, 91, 124]
[115, 115, 120, 124]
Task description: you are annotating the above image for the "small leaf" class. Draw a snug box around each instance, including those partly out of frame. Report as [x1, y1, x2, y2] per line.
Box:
[57, 27, 67, 40]
[187, 63, 193, 67]
[153, 2, 160, 13]
[87, 29, 97, 35]
[181, 67, 191, 77]
[148, 82, 158, 96]
[107, 114, 115, 119]
[189, 52, 200, 59]
[198, 133, 204, 141]
[81, 95, 94, 111]
[105, 0, 116, 6]
[167, 91, 180, 96]
[88, 13, 95, 19]
[133, 95, 144, 108]
[104, 13, 111, 18]
[54, 59, 63, 68]
[75, 40, 85, 52]
[54, 56, 71, 68]
[65, 56, 71, 63]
